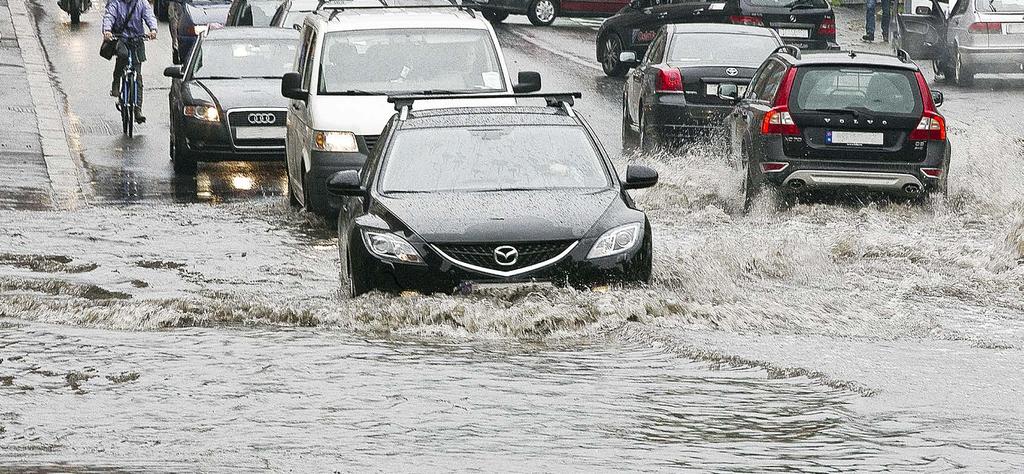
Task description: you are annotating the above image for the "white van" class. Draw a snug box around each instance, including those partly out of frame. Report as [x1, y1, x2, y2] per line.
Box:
[281, 3, 541, 215]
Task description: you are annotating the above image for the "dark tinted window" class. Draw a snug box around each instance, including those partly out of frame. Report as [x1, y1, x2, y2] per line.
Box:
[744, 0, 829, 7]
[380, 126, 609, 193]
[192, 39, 298, 79]
[793, 67, 921, 115]
[748, 59, 786, 102]
[667, 33, 780, 67]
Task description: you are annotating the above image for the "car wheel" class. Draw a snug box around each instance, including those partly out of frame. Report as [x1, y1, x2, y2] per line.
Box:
[741, 160, 760, 212]
[343, 249, 372, 298]
[601, 34, 627, 77]
[631, 228, 653, 284]
[527, 0, 557, 26]
[621, 95, 638, 154]
[638, 106, 658, 153]
[482, 10, 509, 23]
[171, 129, 197, 175]
[954, 48, 974, 86]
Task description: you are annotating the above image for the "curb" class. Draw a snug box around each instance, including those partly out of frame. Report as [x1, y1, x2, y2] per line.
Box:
[8, 0, 86, 210]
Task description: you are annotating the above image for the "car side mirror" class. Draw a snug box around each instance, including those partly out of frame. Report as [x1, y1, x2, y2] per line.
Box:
[619, 51, 639, 66]
[623, 164, 658, 190]
[163, 66, 183, 79]
[281, 71, 308, 101]
[513, 71, 542, 93]
[915, 5, 931, 14]
[326, 170, 364, 197]
[718, 83, 740, 102]
[931, 90, 944, 107]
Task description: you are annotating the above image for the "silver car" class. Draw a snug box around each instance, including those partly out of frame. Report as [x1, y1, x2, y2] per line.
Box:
[892, 0, 1024, 85]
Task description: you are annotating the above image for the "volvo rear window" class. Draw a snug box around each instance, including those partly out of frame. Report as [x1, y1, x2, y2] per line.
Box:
[793, 67, 921, 115]
[380, 126, 609, 193]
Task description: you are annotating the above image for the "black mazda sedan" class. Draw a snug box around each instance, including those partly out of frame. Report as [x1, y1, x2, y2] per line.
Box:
[326, 93, 659, 296]
[163, 27, 299, 174]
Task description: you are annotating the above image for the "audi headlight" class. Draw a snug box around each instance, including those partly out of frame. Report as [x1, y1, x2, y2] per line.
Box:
[184, 105, 220, 122]
[361, 230, 424, 264]
[314, 131, 358, 152]
[587, 223, 642, 259]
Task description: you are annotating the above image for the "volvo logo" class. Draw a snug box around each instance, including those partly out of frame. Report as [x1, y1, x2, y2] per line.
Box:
[790, 14, 797, 22]
[493, 246, 519, 267]
[726, 68, 738, 77]
[247, 113, 276, 125]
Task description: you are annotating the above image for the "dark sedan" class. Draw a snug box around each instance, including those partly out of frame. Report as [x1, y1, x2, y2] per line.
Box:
[475, 0, 628, 26]
[163, 27, 300, 174]
[326, 94, 658, 296]
[621, 23, 782, 150]
[167, 0, 233, 64]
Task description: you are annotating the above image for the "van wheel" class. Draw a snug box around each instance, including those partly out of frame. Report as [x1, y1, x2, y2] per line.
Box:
[286, 167, 301, 207]
[527, 0, 557, 26]
[482, 10, 508, 23]
[954, 48, 974, 86]
[601, 34, 627, 77]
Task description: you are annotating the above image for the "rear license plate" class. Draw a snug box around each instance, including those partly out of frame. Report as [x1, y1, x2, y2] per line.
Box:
[705, 84, 747, 95]
[1005, 23, 1024, 34]
[826, 131, 884, 145]
[777, 28, 810, 38]
[236, 127, 285, 140]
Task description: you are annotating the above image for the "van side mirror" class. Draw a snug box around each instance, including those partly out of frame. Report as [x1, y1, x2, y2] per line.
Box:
[513, 71, 541, 93]
[281, 71, 308, 101]
[931, 90, 944, 107]
[163, 66, 184, 79]
[623, 164, 658, 190]
[326, 170, 364, 197]
[718, 83, 740, 102]
[619, 51, 639, 66]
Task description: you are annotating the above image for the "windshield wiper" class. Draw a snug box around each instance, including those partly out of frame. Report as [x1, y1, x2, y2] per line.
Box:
[198, 75, 241, 80]
[468, 187, 538, 193]
[335, 89, 379, 95]
[383, 190, 430, 194]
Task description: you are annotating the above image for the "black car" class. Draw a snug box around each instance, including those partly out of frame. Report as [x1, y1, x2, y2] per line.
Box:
[225, 0, 284, 26]
[326, 93, 658, 296]
[597, 0, 837, 77]
[621, 23, 782, 150]
[722, 47, 951, 208]
[163, 27, 300, 174]
[475, 0, 627, 27]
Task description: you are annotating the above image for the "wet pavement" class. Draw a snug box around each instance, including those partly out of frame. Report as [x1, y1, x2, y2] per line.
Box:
[1, 1, 1024, 470]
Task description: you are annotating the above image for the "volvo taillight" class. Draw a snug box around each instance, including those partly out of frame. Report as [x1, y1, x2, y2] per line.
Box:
[656, 67, 684, 92]
[968, 22, 1001, 34]
[730, 15, 764, 26]
[910, 72, 946, 141]
[760, 67, 800, 136]
[818, 17, 836, 37]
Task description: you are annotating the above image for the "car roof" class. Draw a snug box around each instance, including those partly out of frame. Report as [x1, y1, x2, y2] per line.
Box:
[204, 26, 300, 40]
[284, 0, 319, 10]
[401, 106, 580, 129]
[666, 23, 778, 36]
[309, 8, 489, 31]
[782, 50, 920, 71]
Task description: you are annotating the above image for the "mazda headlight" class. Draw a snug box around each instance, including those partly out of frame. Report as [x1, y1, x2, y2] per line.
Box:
[314, 131, 358, 152]
[184, 105, 219, 122]
[587, 223, 642, 259]
[361, 230, 424, 264]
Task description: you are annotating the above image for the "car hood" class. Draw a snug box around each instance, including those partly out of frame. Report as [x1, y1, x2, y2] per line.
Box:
[188, 78, 289, 111]
[186, 3, 231, 25]
[379, 189, 619, 243]
[306, 95, 515, 136]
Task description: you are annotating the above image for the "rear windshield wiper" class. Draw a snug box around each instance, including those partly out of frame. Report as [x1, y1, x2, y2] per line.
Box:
[809, 108, 859, 118]
[789, 0, 824, 10]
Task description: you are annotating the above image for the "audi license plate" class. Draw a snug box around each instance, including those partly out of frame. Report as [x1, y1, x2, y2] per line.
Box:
[826, 131, 884, 146]
[777, 28, 810, 38]
[236, 127, 285, 140]
[705, 84, 747, 95]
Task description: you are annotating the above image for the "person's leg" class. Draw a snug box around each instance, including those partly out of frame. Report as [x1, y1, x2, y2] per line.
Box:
[881, 0, 892, 40]
[112, 55, 126, 97]
[134, 56, 146, 123]
[864, 0, 877, 40]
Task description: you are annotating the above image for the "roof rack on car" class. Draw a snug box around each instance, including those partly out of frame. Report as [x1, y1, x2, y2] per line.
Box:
[772, 45, 801, 59]
[387, 92, 583, 119]
[319, 0, 479, 20]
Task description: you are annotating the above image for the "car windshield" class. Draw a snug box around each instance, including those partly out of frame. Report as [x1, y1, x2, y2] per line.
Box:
[239, 1, 281, 26]
[794, 67, 920, 115]
[667, 33, 780, 67]
[318, 28, 506, 95]
[978, 0, 1024, 12]
[192, 39, 298, 79]
[380, 126, 609, 193]
[743, 0, 830, 8]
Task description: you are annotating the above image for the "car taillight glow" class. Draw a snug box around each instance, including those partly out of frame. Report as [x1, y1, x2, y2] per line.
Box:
[760, 67, 800, 136]
[909, 72, 946, 141]
[730, 15, 764, 26]
[920, 168, 943, 178]
[968, 22, 1001, 33]
[760, 162, 790, 173]
[656, 67, 684, 93]
[818, 17, 836, 37]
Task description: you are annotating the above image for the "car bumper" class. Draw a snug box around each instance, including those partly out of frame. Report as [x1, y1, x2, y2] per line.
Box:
[181, 118, 285, 162]
[649, 95, 732, 137]
[959, 46, 1024, 73]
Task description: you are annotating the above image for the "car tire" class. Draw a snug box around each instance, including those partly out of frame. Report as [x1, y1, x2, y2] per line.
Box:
[526, 0, 557, 26]
[631, 226, 653, 284]
[170, 125, 197, 175]
[638, 106, 659, 153]
[70, 6, 80, 24]
[954, 48, 974, 87]
[482, 10, 509, 23]
[741, 160, 761, 212]
[343, 248, 373, 298]
[621, 96, 638, 154]
[600, 34, 628, 78]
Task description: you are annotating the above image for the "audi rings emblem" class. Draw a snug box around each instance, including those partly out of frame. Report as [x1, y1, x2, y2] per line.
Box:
[493, 246, 519, 266]
[790, 14, 797, 22]
[247, 113, 276, 125]
[726, 68, 739, 77]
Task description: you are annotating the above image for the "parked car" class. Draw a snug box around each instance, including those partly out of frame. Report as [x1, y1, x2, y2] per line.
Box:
[163, 27, 300, 174]
[475, 0, 628, 27]
[892, 0, 1024, 86]
[327, 93, 657, 296]
[167, 0, 233, 64]
[722, 48, 950, 208]
[269, 0, 318, 28]
[620, 23, 783, 150]
[225, 0, 285, 26]
[597, 0, 837, 77]
[280, 3, 541, 216]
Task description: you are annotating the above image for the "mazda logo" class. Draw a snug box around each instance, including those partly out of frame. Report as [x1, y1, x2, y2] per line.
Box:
[790, 15, 797, 22]
[247, 113, 276, 125]
[493, 246, 518, 266]
[726, 68, 738, 77]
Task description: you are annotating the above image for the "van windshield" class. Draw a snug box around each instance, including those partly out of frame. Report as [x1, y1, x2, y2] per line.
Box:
[793, 67, 921, 115]
[318, 28, 506, 95]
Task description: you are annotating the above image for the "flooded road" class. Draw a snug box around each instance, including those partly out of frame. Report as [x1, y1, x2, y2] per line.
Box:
[1, 1, 1024, 470]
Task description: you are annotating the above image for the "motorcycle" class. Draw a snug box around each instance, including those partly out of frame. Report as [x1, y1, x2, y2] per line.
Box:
[58, 0, 92, 24]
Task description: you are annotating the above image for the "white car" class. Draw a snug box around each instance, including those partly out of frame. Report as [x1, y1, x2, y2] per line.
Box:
[281, 3, 542, 215]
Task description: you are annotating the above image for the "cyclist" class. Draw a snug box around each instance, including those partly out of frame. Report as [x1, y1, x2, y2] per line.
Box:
[102, 0, 158, 123]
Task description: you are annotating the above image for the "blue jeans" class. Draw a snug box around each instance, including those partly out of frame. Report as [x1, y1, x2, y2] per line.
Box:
[865, 0, 891, 38]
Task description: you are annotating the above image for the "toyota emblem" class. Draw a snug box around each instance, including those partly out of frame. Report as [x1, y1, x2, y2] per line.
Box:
[726, 68, 738, 77]
[493, 246, 519, 266]
[247, 112, 276, 125]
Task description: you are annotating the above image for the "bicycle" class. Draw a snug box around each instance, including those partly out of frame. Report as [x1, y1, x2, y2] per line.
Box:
[114, 36, 144, 137]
